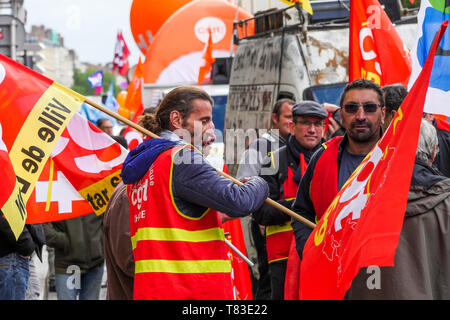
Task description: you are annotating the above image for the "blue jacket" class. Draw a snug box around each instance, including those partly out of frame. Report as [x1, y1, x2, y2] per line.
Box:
[121, 131, 269, 218]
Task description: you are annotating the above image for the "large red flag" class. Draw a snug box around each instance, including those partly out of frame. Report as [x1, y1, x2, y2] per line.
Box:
[300, 21, 448, 300]
[0, 54, 83, 222]
[349, 0, 412, 86]
[197, 28, 216, 85]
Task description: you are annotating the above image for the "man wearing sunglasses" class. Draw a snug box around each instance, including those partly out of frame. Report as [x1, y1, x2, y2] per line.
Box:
[252, 101, 328, 299]
[291, 79, 386, 260]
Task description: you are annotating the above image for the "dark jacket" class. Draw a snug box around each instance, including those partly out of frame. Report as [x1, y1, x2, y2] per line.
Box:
[0, 217, 45, 259]
[43, 213, 104, 274]
[291, 135, 352, 259]
[103, 181, 134, 300]
[121, 136, 269, 219]
[348, 160, 450, 299]
[253, 135, 323, 226]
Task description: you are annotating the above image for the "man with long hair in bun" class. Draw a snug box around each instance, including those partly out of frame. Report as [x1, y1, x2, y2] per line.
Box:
[121, 86, 269, 300]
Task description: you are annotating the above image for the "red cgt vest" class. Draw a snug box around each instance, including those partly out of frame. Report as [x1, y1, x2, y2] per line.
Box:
[310, 136, 342, 221]
[265, 154, 307, 264]
[127, 145, 233, 300]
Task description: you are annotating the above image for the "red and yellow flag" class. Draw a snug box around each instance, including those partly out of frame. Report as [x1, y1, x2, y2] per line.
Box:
[349, 0, 411, 86]
[0, 54, 83, 222]
[0, 54, 127, 224]
[300, 21, 448, 299]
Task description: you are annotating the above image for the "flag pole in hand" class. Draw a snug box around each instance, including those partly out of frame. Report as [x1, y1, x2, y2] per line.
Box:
[84, 98, 316, 229]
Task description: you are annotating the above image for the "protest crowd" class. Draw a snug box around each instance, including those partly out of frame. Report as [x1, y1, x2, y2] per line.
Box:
[1, 0, 450, 302]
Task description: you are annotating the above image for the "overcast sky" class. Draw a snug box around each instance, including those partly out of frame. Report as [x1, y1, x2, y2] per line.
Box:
[24, 0, 143, 67]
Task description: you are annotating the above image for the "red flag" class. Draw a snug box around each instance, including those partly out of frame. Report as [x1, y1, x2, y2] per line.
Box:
[223, 219, 253, 300]
[112, 31, 131, 77]
[197, 28, 216, 85]
[26, 113, 128, 223]
[0, 122, 26, 239]
[284, 238, 302, 300]
[300, 21, 448, 300]
[0, 54, 84, 223]
[349, 0, 412, 86]
[0, 53, 127, 224]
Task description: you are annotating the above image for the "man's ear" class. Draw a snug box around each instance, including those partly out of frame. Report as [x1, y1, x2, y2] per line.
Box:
[271, 113, 278, 129]
[169, 110, 183, 130]
[380, 106, 386, 125]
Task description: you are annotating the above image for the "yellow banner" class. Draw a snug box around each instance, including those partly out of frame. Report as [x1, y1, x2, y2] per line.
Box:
[1, 179, 26, 239]
[78, 170, 122, 216]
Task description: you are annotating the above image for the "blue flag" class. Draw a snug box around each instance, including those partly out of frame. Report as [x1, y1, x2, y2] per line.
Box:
[104, 81, 119, 112]
[408, 0, 450, 117]
[87, 70, 103, 95]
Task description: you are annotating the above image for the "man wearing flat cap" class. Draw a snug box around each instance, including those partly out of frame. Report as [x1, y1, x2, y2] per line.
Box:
[253, 100, 327, 299]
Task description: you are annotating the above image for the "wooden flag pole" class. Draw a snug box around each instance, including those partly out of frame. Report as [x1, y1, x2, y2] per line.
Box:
[85, 98, 317, 229]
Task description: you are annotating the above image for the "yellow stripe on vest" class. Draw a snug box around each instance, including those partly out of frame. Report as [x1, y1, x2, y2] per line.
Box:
[266, 222, 293, 237]
[135, 259, 232, 274]
[131, 227, 225, 250]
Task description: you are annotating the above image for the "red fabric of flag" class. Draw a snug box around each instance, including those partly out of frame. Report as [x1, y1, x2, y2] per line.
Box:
[26, 113, 128, 223]
[349, 0, 412, 86]
[0, 126, 16, 211]
[113, 31, 131, 77]
[284, 238, 302, 300]
[300, 21, 448, 300]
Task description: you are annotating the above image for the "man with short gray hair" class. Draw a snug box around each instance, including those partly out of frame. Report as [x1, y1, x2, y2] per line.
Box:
[416, 118, 439, 166]
[253, 100, 327, 299]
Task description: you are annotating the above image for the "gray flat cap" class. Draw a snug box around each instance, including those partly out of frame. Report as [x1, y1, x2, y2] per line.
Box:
[292, 100, 328, 119]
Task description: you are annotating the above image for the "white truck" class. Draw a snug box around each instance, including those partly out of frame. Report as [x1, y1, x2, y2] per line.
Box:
[225, 0, 418, 174]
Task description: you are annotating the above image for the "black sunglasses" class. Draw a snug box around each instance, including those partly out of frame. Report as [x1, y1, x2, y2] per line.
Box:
[343, 103, 381, 114]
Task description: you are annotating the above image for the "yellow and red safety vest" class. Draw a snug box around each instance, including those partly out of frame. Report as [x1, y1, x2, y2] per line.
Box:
[127, 145, 233, 300]
[310, 137, 342, 221]
[265, 153, 307, 264]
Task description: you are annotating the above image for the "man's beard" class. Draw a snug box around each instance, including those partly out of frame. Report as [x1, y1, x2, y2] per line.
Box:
[348, 120, 376, 143]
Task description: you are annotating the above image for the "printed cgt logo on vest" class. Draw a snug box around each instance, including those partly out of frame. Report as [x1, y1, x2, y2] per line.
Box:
[131, 178, 148, 211]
